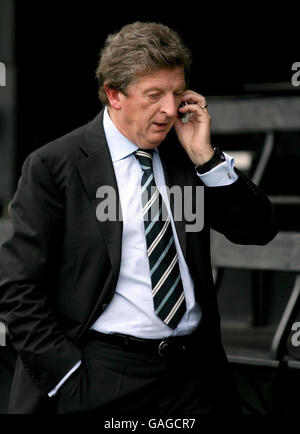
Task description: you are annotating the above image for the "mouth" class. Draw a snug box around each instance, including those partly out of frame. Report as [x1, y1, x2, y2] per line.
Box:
[152, 122, 169, 130]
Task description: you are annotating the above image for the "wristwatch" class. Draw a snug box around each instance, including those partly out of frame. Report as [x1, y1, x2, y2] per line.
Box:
[195, 146, 225, 174]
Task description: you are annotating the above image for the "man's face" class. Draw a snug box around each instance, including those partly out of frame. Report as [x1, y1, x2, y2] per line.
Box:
[109, 66, 186, 149]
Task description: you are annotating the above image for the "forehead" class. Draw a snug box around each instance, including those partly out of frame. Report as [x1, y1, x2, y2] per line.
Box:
[133, 66, 186, 92]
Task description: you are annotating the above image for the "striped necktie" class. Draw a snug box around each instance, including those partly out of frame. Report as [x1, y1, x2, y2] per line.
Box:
[135, 149, 186, 329]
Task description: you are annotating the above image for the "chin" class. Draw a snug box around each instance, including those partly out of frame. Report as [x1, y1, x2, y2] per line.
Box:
[149, 133, 168, 148]
[138, 143, 160, 150]
[137, 132, 169, 149]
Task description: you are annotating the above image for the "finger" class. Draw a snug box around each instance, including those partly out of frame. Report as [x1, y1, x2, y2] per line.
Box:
[181, 91, 207, 107]
[179, 102, 209, 117]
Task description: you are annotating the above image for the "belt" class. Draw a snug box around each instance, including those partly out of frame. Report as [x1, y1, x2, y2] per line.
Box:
[88, 329, 198, 358]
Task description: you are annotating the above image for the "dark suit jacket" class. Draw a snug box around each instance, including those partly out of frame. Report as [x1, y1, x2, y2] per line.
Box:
[0, 110, 278, 413]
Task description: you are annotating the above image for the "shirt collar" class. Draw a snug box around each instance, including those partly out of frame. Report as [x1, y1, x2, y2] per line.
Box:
[103, 106, 158, 163]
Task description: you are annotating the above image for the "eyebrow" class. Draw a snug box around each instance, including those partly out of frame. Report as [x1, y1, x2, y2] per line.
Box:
[143, 87, 186, 94]
[143, 87, 163, 94]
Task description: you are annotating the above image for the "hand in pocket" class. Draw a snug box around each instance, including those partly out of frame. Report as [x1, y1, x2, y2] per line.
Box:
[55, 363, 84, 413]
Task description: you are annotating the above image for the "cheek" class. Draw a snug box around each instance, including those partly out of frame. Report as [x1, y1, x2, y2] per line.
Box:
[132, 104, 149, 123]
[128, 101, 158, 135]
[139, 106, 156, 126]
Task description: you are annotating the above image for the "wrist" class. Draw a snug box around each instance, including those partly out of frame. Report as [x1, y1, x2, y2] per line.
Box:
[195, 146, 225, 174]
[193, 146, 215, 166]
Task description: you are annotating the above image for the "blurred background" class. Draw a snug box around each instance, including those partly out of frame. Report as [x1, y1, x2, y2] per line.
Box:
[0, 0, 300, 414]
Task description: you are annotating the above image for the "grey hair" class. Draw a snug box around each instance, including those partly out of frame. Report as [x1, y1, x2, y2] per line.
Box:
[95, 21, 192, 105]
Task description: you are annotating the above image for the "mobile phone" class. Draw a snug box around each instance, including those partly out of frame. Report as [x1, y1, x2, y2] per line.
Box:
[179, 101, 191, 123]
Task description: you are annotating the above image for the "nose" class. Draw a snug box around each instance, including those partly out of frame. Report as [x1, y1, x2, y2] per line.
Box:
[160, 94, 178, 118]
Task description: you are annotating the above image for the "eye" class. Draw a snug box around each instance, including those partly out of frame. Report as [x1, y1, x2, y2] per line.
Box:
[174, 92, 183, 98]
[148, 93, 161, 100]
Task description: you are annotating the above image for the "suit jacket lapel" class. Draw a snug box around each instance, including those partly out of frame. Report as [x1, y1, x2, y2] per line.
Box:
[76, 110, 122, 286]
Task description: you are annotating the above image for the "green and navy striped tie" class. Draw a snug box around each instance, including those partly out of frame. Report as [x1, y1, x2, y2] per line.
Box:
[135, 149, 186, 329]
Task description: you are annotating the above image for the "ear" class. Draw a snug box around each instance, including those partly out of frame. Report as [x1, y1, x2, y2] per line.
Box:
[104, 82, 121, 110]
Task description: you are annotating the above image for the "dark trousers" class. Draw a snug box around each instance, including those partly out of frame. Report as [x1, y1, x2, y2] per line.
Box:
[54, 330, 241, 415]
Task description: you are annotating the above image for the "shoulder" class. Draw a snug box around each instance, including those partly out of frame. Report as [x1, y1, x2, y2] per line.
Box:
[21, 111, 104, 182]
[34, 122, 90, 165]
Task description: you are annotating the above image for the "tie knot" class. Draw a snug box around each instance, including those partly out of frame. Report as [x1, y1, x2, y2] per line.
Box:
[135, 149, 153, 171]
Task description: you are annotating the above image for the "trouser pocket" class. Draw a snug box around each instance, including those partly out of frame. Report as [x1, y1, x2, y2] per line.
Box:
[55, 336, 124, 414]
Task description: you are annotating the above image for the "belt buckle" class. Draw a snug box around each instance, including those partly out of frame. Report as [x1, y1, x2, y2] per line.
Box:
[158, 340, 169, 358]
[158, 339, 188, 358]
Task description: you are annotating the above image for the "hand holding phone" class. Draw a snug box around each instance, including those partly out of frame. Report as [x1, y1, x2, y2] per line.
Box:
[175, 90, 212, 166]
[178, 101, 192, 123]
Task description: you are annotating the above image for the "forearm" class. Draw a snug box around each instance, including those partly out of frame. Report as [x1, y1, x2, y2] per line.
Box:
[203, 168, 278, 245]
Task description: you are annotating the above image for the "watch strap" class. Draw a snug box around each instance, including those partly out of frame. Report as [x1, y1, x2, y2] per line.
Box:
[195, 147, 225, 174]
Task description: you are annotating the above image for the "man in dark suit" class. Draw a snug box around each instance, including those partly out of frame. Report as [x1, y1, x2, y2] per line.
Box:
[0, 22, 278, 414]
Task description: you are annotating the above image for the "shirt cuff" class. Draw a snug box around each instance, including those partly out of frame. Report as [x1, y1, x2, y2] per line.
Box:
[48, 360, 82, 398]
[197, 152, 238, 187]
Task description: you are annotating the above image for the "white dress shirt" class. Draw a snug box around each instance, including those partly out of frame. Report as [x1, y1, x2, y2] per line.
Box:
[48, 107, 238, 396]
